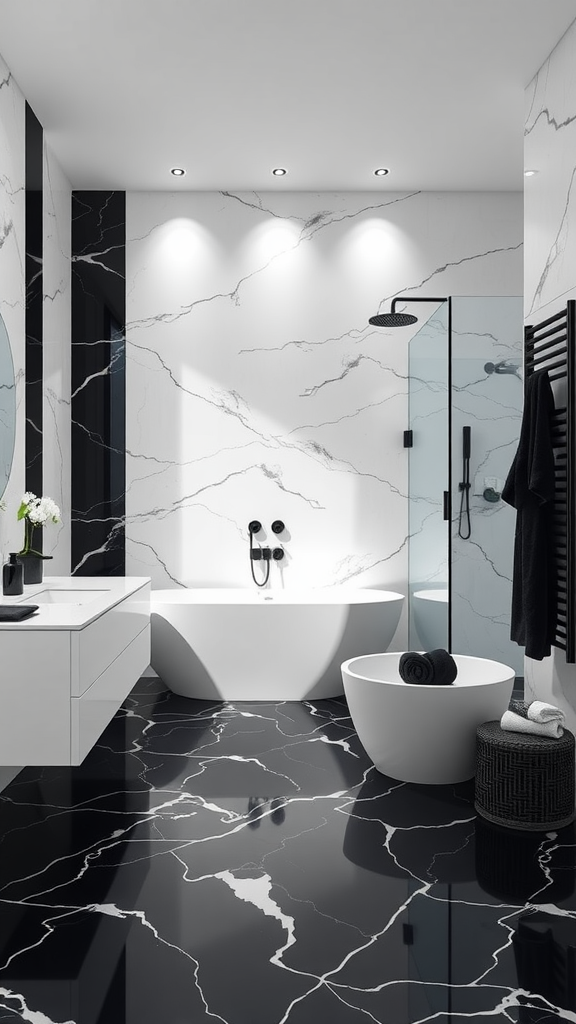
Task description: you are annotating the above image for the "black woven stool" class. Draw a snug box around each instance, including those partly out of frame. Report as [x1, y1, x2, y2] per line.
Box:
[475, 721, 575, 831]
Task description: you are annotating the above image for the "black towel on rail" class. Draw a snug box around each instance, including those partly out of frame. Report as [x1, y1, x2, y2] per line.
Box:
[502, 369, 556, 660]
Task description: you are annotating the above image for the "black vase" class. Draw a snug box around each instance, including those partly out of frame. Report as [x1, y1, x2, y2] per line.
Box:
[19, 554, 49, 585]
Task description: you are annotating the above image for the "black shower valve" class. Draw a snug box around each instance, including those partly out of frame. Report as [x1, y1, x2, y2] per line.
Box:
[272, 547, 284, 561]
[271, 520, 285, 535]
[248, 520, 262, 535]
[251, 547, 272, 560]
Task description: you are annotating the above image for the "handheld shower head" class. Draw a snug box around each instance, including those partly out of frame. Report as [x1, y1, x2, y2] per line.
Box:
[484, 360, 520, 376]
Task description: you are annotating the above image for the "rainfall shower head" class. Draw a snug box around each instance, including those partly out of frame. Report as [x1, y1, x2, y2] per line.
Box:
[368, 312, 418, 327]
[368, 296, 449, 330]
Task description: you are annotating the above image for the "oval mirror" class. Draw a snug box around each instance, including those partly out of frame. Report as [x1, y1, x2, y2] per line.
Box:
[0, 311, 16, 502]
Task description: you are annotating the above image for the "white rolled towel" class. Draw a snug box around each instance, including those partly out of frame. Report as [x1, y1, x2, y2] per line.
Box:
[500, 710, 564, 739]
[525, 700, 564, 724]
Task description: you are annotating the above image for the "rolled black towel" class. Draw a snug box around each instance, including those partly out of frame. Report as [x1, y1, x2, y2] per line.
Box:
[399, 649, 457, 686]
[399, 652, 434, 684]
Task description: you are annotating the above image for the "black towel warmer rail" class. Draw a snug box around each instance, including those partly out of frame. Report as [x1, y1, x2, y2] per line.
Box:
[525, 300, 576, 662]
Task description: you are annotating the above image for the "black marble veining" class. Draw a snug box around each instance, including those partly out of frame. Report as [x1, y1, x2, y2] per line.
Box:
[71, 190, 126, 576]
[0, 680, 574, 1023]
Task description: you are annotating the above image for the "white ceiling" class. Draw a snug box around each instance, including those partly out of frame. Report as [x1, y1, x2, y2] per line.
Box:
[0, 0, 575, 191]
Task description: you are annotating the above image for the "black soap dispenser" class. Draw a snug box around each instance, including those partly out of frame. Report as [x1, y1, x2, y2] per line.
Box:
[3, 553, 23, 596]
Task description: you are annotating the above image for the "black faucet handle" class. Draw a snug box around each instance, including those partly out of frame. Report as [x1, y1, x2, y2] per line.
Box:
[271, 520, 285, 534]
[248, 520, 262, 534]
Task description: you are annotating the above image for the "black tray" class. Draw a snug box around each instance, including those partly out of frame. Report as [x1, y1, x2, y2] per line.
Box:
[0, 604, 39, 622]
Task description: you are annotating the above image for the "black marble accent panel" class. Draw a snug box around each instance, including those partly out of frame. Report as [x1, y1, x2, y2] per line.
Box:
[25, 103, 43, 528]
[0, 684, 574, 1023]
[71, 191, 126, 575]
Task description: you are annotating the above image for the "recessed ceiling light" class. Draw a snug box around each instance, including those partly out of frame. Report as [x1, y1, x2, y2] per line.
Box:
[272, 167, 287, 176]
[524, 169, 538, 177]
[374, 168, 390, 176]
[171, 167, 186, 176]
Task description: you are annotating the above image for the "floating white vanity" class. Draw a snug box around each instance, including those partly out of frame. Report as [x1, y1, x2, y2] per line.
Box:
[0, 576, 150, 766]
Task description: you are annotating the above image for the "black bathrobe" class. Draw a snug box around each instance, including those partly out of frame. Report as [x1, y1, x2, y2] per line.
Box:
[502, 369, 556, 661]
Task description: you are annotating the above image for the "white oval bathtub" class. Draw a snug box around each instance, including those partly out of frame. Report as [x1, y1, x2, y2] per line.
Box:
[151, 588, 404, 700]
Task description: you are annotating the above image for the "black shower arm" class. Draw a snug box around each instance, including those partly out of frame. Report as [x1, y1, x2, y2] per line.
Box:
[391, 296, 449, 313]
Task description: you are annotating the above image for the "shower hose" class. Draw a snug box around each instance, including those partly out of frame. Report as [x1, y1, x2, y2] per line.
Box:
[249, 528, 271, 587]
[458, 456, 471, 539]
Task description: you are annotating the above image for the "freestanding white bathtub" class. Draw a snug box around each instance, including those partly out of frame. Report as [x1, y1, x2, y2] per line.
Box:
[341, 652, 515, 784]
[151, 588, 403, 701]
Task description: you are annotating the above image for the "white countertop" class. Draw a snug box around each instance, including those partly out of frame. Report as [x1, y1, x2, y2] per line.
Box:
[0, 576, 151, 630]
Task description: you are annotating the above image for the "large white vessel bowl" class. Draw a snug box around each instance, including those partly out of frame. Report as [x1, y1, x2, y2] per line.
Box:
[341, 652, 515, 784]
[151, 588, 403, 700]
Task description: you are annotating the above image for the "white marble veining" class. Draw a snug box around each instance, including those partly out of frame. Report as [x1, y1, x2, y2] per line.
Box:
[125, 191, 522, 639]
[42, 142, 71, 574]
[0, 53, 25, 558]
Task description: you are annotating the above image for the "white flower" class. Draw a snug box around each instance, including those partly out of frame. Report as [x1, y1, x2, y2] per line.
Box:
[28, 505, 46, 524]
[20, 493, 61, 526]
[38, 496, 60, 524]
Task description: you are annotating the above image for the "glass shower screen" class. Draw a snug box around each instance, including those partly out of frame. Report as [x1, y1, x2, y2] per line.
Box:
[407, 301, 450, 651]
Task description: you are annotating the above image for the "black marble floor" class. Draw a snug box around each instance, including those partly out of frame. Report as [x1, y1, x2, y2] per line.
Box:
[0, 679, 575, 1023]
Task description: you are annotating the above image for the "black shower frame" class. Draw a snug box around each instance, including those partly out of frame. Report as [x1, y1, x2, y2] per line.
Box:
[525, 300, 575, 663]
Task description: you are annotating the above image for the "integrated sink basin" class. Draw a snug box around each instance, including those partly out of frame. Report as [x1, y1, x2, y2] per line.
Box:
[31, 589, 111, 605]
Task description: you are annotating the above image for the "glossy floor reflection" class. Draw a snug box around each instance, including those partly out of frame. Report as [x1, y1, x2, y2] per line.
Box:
[0, 678, 575, 1023]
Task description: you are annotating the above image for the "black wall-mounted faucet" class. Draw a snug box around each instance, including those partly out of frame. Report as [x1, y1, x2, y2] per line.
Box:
[247, 519, 284, 578]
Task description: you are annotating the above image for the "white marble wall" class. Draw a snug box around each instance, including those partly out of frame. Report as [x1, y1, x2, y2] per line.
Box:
[42, 142, 71, 573]
[524, 15, 576, 724]
[450, 297, 524, 673]
[0, 54, 25, 558]
[525, 15, 576, 323]
[126, 191, 522, 644]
